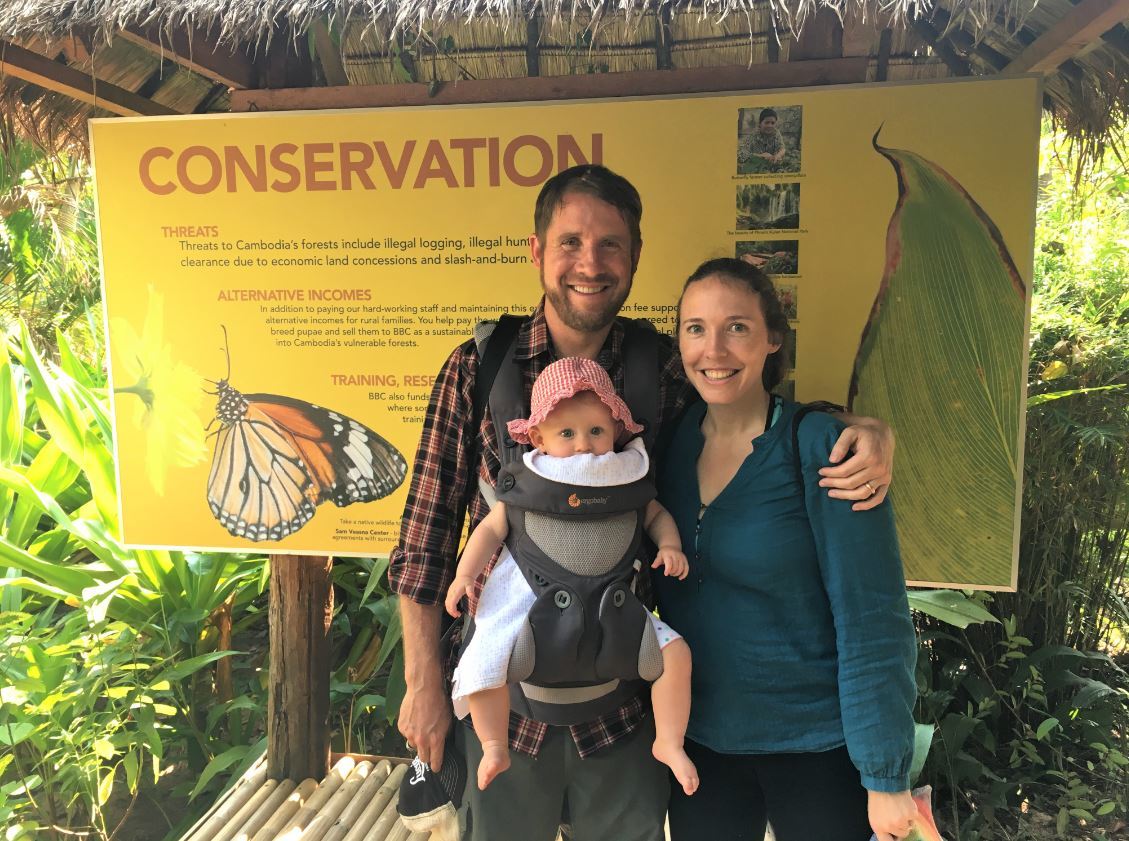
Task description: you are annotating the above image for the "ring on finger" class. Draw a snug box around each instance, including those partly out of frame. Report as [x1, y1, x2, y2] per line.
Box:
[864, 481, 876, 496]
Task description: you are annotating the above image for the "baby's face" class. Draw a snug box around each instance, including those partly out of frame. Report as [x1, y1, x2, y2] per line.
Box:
[529, 392, 618, 458]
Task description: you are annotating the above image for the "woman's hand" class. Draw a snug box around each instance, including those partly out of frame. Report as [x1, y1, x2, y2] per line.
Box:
[818, 415, 896, 511]
[868, 790, 918, 841]
[444, 574, 475, 617]
[652, 546, 689, 579]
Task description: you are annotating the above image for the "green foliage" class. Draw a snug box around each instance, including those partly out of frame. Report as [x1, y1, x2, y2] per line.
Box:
[0, 609, 235, 839]
[328, 556, 406, 756]
[0, 131, 101, 360]
[915, 126, 1129, 839]
[0, 325, 270, 838]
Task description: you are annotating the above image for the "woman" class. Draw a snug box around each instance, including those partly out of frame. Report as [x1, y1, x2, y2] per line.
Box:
[655, 258, 919, 841]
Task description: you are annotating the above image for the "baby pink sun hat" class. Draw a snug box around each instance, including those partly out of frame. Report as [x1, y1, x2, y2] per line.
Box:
[507, 357, 643, 446]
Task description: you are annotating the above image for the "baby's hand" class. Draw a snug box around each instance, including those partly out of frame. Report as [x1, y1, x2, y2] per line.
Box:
[444, 575, 475, 617]
[652, 547, 689, 580]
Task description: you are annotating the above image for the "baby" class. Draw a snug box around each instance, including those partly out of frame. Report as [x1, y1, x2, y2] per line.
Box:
[445, 357, 698, 795]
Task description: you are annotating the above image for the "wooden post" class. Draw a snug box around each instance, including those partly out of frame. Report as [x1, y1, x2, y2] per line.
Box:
[268, 554, 333, 780]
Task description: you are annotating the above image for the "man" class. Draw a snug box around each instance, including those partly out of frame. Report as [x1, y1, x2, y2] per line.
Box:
[389, 164, 892, 841]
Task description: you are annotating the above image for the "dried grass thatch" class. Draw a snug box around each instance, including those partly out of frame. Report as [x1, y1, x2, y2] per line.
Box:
[0, 0, 1125, 166]
[0, 0, 1059, 51]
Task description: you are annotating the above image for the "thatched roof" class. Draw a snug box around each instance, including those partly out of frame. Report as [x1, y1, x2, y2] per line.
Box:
[1, 0, 1126, 164]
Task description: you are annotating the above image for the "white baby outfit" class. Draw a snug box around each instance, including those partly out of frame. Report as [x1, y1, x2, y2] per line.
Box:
[452, 437, 680, 716]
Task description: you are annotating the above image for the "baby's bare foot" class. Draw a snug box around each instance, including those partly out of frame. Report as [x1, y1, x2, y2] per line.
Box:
[478, 740, 511, 790]
[653, 739, 699, 796]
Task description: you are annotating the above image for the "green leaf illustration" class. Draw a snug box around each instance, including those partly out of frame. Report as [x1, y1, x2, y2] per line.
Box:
[850, 134, 1027, 586]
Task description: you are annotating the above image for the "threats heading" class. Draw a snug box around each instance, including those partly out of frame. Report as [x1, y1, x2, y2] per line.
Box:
[138, 133, 604, 195]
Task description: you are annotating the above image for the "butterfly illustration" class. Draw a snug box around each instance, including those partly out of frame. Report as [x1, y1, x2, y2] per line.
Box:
[205, 329, 407, 542]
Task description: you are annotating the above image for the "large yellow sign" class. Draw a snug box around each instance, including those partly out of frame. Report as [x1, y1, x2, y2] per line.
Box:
[92, 76, 1040, 588]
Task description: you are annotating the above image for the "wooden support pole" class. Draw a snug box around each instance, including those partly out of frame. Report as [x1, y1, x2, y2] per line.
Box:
[789, 7, 845, 61]
[268, 554, 333, 781]
[875, 29, 893, 81]
[526, 15, 541, 77]
[655, 6, 674, 70]
[0, 39, 177, 116]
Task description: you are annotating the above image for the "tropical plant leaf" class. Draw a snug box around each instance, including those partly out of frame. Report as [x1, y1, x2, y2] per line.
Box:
[850, 135, 1028, 586]
[910, 723, 934, 784]
[160, 650, 239, 683]
[908, 589, 999, 628]
[189, 745, 251, 801]
[17, 323, 88, 466]
[1027, 384, 1125, 407]
[54, 328, 95, 388]
[0, 358, 25, 467]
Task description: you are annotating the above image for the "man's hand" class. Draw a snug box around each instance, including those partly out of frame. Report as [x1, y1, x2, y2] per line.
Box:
[868, 790, 918, 841]
[398, 599, 453, 771]
[818, 415, 895, 511]
[398, 677, 452, 772]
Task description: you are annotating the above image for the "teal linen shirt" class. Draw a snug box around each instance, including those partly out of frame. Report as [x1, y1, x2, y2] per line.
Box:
[655, 398, 916, 792]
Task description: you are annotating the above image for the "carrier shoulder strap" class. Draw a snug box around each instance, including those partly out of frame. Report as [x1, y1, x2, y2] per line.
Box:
[619, 318, 660, 450]
[472, 314, 525, 442]
[451, 314, 524, 554]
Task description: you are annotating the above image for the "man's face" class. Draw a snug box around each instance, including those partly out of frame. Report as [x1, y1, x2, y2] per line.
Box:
[758, 116, 777, 134]
[530, 191, 638, 334]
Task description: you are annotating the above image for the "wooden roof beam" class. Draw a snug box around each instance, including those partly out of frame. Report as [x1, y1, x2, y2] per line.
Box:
[0, 39, 177, 116]
[912, 19, 972, 75]
[116, 25, 256, 89]
[1004, 0, 1129, 74]
[312, 21, 349, 87]
[231, 58, 869, 112]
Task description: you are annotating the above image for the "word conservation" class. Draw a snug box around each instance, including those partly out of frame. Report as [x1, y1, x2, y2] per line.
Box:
[138, 134, 604, 194]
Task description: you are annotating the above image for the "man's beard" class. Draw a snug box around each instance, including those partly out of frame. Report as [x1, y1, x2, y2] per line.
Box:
[541, 270, 632, 333]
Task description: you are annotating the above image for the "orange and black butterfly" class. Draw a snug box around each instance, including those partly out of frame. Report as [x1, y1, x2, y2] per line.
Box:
[206, 330, 407, 541]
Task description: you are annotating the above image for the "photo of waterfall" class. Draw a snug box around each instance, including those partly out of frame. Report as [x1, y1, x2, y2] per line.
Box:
[736, 183, 801, 230]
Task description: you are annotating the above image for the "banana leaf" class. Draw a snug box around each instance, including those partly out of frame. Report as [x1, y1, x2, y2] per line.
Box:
[850, 135, 1028, 587]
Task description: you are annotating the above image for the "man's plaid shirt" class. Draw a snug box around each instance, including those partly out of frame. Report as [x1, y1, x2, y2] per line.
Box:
[389, 299, 692, 758]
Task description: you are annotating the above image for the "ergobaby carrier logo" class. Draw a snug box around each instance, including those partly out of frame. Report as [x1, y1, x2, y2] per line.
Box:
[567, 492, 609, 508]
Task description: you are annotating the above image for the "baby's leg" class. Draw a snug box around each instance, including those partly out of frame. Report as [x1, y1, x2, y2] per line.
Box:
[467, 686, 511, 790]
[651, 638, 699, 796]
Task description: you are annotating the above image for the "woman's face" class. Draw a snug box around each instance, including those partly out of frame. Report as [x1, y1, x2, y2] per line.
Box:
[758, 116, 777, 134]
[678, 275, 781, 407]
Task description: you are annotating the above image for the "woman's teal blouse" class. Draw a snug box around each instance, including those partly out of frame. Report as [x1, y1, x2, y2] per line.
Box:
[655, 398, 917, 792]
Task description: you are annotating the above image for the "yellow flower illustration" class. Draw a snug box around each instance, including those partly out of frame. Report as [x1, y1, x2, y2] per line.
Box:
[112, 288, 207, 495]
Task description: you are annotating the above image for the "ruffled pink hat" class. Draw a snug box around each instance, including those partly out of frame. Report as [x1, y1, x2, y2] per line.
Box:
[507, 357, 643, 446]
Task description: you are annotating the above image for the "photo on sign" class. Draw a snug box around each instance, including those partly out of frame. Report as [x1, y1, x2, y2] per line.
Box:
[736, 239, 800, 275]
[736, 183, 800, 231]
[775, 284, 798, 320]
[737, 105, 803, 175]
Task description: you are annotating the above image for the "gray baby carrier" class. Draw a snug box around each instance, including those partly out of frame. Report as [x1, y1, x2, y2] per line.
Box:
[459, 315, 664, 726]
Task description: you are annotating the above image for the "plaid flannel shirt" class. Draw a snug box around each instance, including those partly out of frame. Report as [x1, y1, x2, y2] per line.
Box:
[389, 299, 692, 758]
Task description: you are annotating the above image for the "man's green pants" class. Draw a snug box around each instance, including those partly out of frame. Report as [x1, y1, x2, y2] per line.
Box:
[457, 717, 669, 841]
